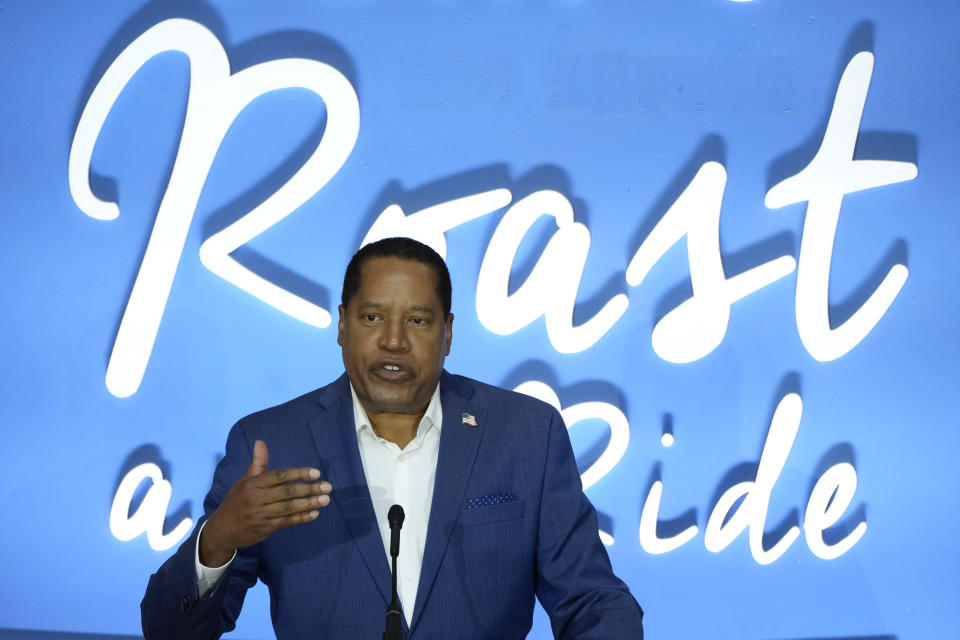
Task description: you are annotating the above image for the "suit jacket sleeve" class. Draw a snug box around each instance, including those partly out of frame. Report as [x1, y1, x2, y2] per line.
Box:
[141, 420, 263, 640]
[534, 408, 644, 639]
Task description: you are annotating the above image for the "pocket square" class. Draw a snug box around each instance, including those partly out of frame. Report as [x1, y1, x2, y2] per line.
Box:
[465, 492, 517, 510]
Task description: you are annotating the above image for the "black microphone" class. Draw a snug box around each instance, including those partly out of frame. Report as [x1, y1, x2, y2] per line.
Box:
[388, 504, 405, 557]
[383, 504, 405, 640]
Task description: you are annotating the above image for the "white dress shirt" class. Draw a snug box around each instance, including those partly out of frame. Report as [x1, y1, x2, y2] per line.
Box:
[196, 383, 443, 629]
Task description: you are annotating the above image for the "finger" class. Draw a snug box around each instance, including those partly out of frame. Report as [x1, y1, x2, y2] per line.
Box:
[262, 481, 332, 505]
[246, 440, 269, 478]
[268, 509, 322, 532]
[265, 493, 331, 518]
[258, 466, 322, 487]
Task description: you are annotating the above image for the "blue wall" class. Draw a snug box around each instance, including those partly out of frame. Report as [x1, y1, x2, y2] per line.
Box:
[2, 1, 958, 638]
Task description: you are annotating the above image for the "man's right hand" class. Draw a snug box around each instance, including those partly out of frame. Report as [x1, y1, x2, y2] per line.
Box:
[199, 439, 332, 567]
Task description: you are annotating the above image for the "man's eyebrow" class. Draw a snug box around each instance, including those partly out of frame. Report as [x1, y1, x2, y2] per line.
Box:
[355, 302, 436, 314]
[408, 305, 436, 315]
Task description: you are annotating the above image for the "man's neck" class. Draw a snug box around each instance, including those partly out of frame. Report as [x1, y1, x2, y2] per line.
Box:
[369, 412, 423, 450]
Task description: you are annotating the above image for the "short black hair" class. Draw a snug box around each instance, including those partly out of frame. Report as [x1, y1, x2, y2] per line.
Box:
[341, 237, 452, 316]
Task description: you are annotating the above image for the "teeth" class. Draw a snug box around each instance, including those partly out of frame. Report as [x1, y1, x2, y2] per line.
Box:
[384, 365, 400, 371]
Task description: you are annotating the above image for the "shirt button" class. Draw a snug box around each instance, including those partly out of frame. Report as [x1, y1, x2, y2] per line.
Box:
[398, 454, 406, 462]
[404, 571, 413, 580]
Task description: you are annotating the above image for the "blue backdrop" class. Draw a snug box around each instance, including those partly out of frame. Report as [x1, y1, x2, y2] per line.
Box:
[2, 1, 958, 638]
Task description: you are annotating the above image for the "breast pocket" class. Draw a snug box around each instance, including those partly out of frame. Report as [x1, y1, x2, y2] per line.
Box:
[459, 498, 526, 527]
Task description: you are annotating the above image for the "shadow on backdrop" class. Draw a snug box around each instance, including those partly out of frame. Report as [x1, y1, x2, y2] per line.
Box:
[75, 2, 227, 359]
[808, 442, 866, 545]
[112, 443, 192, 535]
[622, 134, 726, 331]
[500, 359, 629, 412]
[72, 0, 227, 211]
[72, 0, 357, 361]
[199, 26, 361, 315]
[355, 163, 630, 325]
[764, 21, 914, 330]
[661, 413, 674, 441]
[354, 163, 514, 253]
[642, 462, 699, 540]
[500, 360, 630, 491]
[706, 374, 804, 546]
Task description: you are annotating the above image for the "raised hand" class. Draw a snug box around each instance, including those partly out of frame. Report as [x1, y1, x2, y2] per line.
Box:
[199, 440, 332, 566]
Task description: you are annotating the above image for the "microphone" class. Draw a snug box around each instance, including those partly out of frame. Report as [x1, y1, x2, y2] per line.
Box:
[388, 504, 405, 557]
[383, 504, 405, 640]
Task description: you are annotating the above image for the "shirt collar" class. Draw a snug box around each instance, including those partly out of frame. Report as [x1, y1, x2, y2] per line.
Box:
[349, 381, 443, 438]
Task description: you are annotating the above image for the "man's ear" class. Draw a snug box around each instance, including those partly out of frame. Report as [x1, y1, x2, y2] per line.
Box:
[444, 313, 454, 356]
[337, 305, 346, 346]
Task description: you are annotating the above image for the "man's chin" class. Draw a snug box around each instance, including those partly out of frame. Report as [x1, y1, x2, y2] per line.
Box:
[364, 392, 424, 416]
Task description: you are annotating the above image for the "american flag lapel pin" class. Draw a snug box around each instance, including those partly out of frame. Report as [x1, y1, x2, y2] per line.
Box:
[461, 412, 478, 427]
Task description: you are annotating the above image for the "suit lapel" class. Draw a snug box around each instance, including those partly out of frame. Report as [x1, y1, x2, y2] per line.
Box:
[410, 372, 485, 631]
[308, 374, 393, 607]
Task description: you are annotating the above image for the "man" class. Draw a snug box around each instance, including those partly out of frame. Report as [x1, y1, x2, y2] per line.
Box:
[141, 237, 644, 639]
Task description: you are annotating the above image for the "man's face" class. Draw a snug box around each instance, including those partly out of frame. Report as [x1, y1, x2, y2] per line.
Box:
[338, 256, 453, 416]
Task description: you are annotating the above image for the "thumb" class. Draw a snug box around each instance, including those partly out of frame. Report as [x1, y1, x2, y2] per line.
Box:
[246, 439, 268, 477]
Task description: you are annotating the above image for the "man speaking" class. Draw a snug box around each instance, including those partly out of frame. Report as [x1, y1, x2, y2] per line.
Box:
[141, 237, 644, 639]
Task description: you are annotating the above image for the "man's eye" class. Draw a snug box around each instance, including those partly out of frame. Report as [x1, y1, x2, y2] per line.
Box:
[410, 317, 426, 326]
[363, 314, 378, 322]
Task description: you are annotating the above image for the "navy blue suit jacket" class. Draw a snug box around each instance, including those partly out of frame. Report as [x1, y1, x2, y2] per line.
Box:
[141, 372, 643, 639]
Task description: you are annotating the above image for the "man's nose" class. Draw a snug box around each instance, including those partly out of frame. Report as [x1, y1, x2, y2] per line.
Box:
[379, 320, 410, 351]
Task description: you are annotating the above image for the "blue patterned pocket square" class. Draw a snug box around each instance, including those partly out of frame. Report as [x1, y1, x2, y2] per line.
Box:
[465, 492, 517, 510]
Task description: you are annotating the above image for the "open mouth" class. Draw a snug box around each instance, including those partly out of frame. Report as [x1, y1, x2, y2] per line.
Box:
[373, 362, 411, 381]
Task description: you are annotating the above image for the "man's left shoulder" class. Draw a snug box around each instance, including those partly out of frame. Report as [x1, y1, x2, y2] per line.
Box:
[443, 372, 558, 421]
